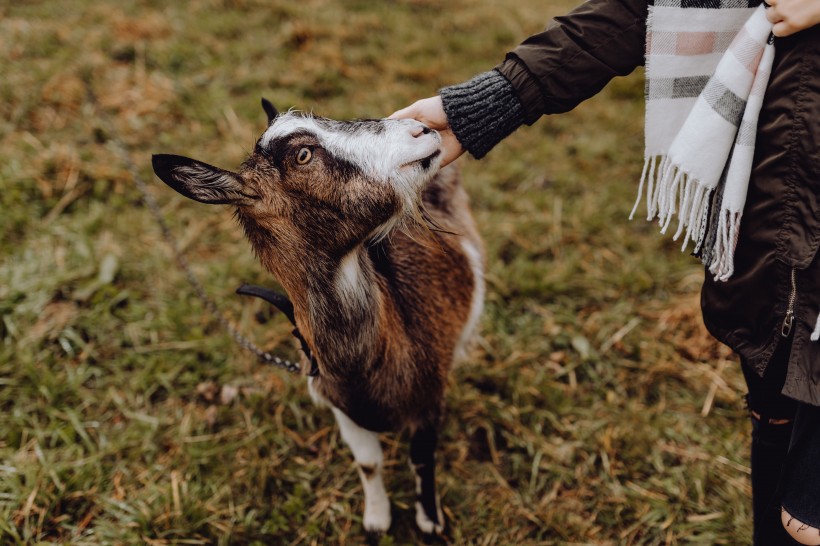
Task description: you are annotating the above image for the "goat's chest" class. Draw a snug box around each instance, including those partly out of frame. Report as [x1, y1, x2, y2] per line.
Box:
[311, 366, 444, 433]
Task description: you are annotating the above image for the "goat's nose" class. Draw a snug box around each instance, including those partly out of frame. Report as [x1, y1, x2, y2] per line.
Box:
[409, 124, 432, 138]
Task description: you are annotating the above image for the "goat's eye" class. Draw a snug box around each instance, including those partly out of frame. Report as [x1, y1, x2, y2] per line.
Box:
[296, 147, 313, 165]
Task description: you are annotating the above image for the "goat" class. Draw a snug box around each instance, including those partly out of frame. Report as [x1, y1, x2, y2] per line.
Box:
[151, 100, 485, 538]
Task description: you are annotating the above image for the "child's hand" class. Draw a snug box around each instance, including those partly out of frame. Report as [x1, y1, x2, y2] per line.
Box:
[390, 96, 464, 167]
[765, 0, 820, 36]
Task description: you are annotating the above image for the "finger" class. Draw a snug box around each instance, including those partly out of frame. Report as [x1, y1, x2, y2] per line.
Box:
[388, 105, 417, 120]
[772, 20, 797, 36]
[439, 150, 462, 168]
[438, 130, 464, 168]
[765, 6, 781, 23]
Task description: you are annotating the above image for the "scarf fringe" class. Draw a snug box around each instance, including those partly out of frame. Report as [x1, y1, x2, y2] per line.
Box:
[632, 155, 714, 255]
[708, 209, 742, 281]
[632, 155, 743, 281]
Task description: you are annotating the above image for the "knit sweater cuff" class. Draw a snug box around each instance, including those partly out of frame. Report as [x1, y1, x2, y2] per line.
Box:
[440, 70, 526, 159]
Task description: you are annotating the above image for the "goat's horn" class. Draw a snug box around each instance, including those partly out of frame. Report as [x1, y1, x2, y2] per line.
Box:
[261, 98, 278, 125]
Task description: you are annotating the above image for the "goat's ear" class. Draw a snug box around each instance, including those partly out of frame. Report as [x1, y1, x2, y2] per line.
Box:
[261, 97, 278, 124]
[152, 154, 252, 205]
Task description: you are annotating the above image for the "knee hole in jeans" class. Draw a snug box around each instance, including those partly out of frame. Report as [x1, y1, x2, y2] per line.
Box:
[750, 410, 793, 425]
[782, 507, 820, 545]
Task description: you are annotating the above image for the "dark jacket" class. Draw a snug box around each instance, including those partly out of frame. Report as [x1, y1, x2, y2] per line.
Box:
[440, 0, 820, 405]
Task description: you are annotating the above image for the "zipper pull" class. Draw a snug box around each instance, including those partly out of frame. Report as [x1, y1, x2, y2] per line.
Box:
[782, 309, 794, 337]
[782, 267, 798, 338]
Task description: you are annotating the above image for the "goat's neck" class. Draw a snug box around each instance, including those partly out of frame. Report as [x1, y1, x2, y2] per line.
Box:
[257, 242, 386, 378]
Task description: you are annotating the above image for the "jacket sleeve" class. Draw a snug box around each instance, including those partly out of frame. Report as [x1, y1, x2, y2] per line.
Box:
[441, 0, 647, 159]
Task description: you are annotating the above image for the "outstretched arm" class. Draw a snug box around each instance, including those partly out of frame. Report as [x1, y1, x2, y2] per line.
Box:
[392, 0, 647, 163]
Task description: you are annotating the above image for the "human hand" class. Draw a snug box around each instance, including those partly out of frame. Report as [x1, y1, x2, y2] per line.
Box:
[765, 0, 820, 37]
[389, 96, 465, 167]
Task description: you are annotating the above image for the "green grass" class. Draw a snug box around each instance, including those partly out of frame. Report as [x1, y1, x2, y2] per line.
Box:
[1, 1, 750, 544]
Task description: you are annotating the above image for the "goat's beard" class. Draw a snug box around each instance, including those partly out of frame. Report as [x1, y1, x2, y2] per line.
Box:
[366, 165, 437, 243]
[367, 205, 416, 244]
[367, 197, 455, 251]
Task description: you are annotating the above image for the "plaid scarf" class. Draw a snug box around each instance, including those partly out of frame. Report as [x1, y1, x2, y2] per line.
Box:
[632, 1, 774, 281]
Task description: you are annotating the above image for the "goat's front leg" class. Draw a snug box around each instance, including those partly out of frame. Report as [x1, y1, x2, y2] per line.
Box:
[331, 407, 391, 535]
[410, 426, 444, 535]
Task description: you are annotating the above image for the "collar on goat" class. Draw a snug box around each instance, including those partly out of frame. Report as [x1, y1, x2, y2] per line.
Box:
[236, 284, 320, 377]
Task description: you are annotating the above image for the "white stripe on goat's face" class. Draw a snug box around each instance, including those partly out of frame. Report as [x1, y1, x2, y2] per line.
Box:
[259, 112, 441, 216]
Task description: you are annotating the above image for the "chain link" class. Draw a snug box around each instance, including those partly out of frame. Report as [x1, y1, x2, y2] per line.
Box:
[87, 84, 302, 375]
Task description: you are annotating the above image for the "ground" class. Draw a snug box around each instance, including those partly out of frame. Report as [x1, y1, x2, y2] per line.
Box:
[1, 1, 751, 544]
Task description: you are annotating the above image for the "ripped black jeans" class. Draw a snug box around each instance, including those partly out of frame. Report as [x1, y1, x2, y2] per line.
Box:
[742, 336, 820, 545]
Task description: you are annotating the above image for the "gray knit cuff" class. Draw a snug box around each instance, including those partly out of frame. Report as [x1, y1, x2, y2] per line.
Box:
[440, 70, 526, 159]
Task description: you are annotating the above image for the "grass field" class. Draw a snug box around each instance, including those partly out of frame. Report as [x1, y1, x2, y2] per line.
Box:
[1, 1, 752, 544]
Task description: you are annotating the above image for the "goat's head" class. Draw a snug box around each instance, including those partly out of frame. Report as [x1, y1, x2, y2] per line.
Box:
[152, 102, 442, 270]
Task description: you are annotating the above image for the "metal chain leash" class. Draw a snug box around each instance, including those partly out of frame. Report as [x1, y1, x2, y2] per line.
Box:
[86, 84, 302, 374]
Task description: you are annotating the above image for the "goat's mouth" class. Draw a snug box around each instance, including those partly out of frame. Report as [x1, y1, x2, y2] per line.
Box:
[402, 149, 441, 171]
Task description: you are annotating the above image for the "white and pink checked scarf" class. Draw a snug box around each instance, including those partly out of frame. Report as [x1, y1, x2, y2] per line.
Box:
[631, 1, 774, 281]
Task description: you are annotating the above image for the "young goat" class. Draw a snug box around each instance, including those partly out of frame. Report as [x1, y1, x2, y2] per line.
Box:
[152, 101, 485, 538]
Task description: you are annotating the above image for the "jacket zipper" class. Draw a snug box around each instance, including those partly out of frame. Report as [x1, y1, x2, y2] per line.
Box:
[782, 267, 797, 337]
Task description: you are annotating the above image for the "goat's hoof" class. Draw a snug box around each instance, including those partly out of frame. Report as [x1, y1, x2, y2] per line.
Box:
[364, 530, 384, 546]
[415, 501, 445, 536]
[363, 514, 390, 545]
[363, 500, 391, 535]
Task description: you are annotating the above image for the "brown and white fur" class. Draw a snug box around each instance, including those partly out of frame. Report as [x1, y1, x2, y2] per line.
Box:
[151, 101, 484, 538]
